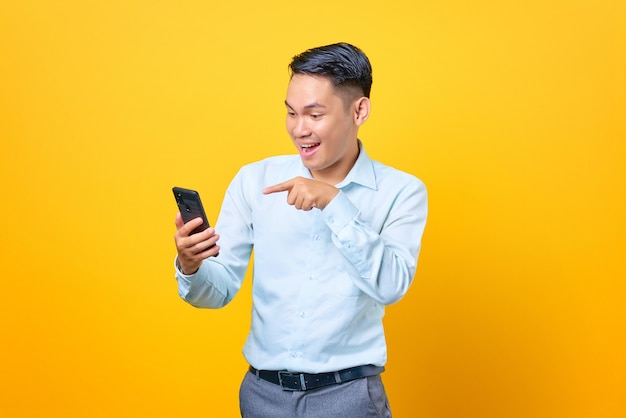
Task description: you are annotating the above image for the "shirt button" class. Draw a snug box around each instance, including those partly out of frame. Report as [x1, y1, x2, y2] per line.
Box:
[308, 275, 314, 280]
[298, 312, 305, 318]
[314, 234, 321, 241]
[327, 216, 334, 224]
[290, 352, 298, 358]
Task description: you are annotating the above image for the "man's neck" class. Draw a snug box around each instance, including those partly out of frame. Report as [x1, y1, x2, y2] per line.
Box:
[310, 142, 360, 185]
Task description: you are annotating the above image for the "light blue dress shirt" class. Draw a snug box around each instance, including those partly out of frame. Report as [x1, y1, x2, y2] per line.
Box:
[175, 145, 428, 373]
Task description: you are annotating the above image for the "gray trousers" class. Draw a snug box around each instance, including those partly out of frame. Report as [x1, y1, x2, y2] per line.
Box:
[239, 369, 392, 417]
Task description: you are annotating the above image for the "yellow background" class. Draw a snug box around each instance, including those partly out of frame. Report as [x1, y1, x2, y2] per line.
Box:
[1, 1, 624, 417]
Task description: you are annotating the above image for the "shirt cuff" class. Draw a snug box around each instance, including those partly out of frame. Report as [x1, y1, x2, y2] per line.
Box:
[322, 190, 359, 235]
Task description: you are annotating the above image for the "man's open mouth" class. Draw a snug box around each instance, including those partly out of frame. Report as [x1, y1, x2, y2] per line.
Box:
[301, 143, 320, 154]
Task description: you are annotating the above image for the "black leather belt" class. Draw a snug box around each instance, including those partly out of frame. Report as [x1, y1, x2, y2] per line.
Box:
[249, 364, 384, 391]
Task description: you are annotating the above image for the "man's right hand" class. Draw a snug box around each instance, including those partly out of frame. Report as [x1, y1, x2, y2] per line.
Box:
[174, 212, 220, 275]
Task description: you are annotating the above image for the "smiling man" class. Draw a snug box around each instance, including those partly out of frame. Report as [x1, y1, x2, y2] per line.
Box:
[173, 42, 428, 417]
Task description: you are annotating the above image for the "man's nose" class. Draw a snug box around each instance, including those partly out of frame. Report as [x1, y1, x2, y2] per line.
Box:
[292, 117, 311, 137]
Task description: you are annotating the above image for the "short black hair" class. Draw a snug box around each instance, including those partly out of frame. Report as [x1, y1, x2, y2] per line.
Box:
[289, 42, 373, 99]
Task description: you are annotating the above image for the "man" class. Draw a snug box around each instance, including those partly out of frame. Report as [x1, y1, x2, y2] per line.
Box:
[174, 42, 428, 417]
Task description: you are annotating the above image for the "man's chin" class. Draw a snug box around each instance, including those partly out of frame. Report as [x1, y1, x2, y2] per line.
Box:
[301, 161, 322, 175]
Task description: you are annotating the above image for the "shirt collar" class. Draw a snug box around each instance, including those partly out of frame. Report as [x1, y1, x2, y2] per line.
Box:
[297, 141, 377, 190]
[335, 141, 377, 190]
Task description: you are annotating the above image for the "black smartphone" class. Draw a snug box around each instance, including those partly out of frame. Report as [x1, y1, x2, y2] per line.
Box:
[172, 187, 211, 235]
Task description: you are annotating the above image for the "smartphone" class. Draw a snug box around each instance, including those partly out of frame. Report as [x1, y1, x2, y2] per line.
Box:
[172, 187, 212, 235]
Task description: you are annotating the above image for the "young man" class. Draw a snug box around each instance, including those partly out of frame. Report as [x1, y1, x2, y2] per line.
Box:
[174, 42, 428, 417]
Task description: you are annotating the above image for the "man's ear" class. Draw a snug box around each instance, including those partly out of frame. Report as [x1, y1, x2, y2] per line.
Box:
[354, 97, 371, 127]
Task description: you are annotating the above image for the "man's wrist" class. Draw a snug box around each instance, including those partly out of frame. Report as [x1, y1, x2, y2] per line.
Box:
[176, 258, 199, 276]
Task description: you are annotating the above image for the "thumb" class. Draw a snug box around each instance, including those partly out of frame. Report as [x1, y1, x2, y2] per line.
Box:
[174, 212, 185, 230]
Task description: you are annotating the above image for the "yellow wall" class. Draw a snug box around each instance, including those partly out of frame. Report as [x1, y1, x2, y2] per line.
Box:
[1, 1, 624, 417]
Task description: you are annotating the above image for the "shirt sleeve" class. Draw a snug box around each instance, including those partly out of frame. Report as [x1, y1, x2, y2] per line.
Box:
[173, 256, 233, 308]
[174, 170, 254, 309]
[322, 179, 428, 305]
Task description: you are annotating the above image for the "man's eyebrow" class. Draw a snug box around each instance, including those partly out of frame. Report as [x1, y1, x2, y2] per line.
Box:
[284, 100, 326, 110]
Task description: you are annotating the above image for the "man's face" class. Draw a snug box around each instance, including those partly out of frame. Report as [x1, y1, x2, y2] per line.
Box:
[285, 74, 361, 184]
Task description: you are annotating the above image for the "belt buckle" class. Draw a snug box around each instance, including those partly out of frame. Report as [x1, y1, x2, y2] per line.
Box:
[278, 371, 306, 391]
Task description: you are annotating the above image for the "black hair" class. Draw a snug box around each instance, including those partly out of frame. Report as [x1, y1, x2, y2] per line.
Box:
[289, 42, 373, 98]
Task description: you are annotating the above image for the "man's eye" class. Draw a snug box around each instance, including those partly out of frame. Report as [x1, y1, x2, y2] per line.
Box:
[310, 114, 322, 119]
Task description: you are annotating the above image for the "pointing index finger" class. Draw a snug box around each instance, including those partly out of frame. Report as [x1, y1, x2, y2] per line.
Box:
[263, 178, 294, 195]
